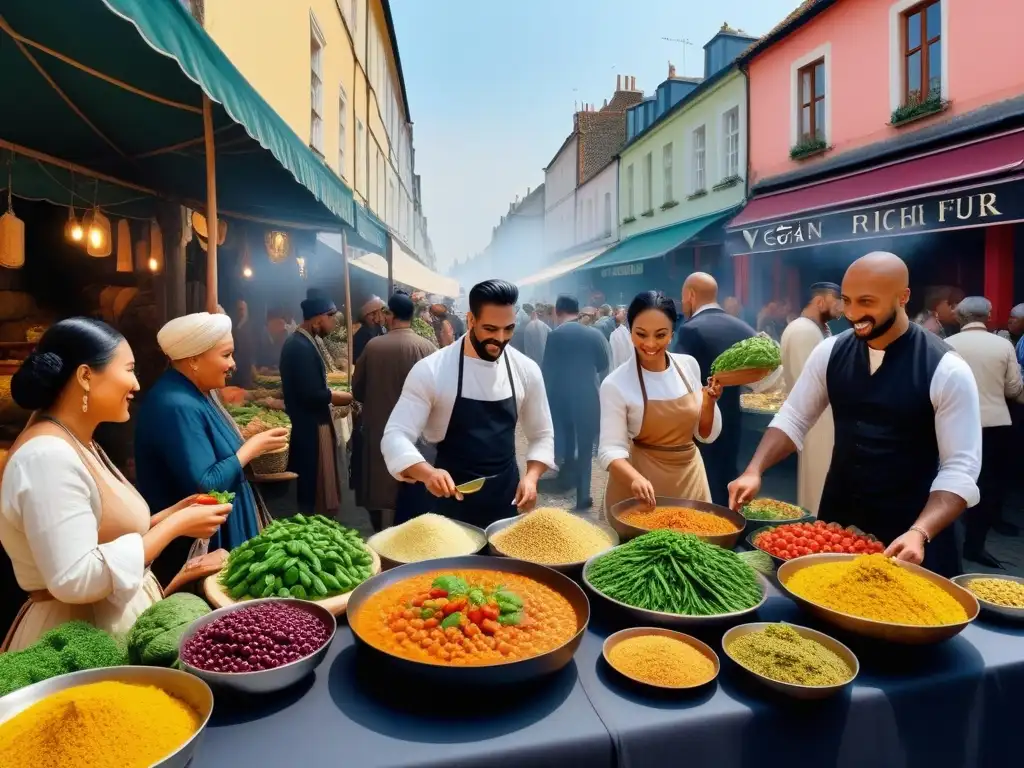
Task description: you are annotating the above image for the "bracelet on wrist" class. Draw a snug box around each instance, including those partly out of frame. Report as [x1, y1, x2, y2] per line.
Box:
[909, 525, 931, 544]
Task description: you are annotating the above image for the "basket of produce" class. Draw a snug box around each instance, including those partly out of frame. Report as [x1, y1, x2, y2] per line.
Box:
[583, 530, 768, 628]
[951, 574, 1024, 622]
[722, 622, 858, 700]
[485, 508, 619, 574]
[608, 496, 744, 549]
[709, 334, 781, 387]
[0, 665, 213, 768]
[347, 555, 590, 686]
[739, 498, 813, 534]
[327, 371, 348, 386]
[367, 513, 487, 570]
[748, 520, 882, 567]
[204, 513, 380, 616]
[226, 403, 291, 437]
[603, 627, 719, 691]
[777, 553, 979, 644]
[740, 391, 787, 414]
[179, 598, 336, 694]
[250, 445, 289, 475]
[252, 372, 282, 388]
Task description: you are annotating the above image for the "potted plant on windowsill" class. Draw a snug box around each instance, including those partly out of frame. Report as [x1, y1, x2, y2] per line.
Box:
[712, 175, 743, 191]
[890, 91, 949, 127]
[622, 215, 637, 224]
[790, 135, 829, 161]
[687, 189, 708, 200]
[660, 200, 679, 210]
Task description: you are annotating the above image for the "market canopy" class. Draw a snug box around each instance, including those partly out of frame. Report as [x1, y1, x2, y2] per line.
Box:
[581, 209, 737, 272]
[516, 245, 610, 288]
[317, 233, 459, 298]
[0, 0, 385, 248]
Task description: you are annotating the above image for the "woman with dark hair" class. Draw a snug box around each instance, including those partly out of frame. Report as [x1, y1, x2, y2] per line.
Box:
[598, 291, 723, 510]
[135, 312, 289, 585]
[0, 319, 231, 650]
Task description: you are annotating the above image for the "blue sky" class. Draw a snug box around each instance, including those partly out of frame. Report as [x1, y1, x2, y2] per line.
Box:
[390, 0, 801, 271]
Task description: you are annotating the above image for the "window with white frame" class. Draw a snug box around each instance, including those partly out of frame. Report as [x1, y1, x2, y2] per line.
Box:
[662, 143, 674, 203]
[723, 107, 740, 179]
[626, 164, 635, 218]
[309, 17, 325, 155]
[643, 152, 653, 212]
[603, 192, 612, 236]
[692, 125, 706, 192]
[355, 118, 365, 190]
[338, 86, 347, 179]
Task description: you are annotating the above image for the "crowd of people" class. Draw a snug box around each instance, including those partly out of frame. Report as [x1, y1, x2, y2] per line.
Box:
[1, 246, 1017, 649]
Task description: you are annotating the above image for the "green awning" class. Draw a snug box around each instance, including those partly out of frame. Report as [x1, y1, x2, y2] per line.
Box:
[582, 209, 737, 271]
[0, 0, 384, 239]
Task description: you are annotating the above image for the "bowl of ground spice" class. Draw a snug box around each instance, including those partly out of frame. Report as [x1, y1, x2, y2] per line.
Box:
[486, 508, 618, 574]
[609, 496, 745, 548]
[778, 553, 979, 644]
[367, 513, 487, 570]
[0, 665, 213, 768]
[723, 622, 858, 700]
[952, 574, 1024, 622]
[603, 627, 719, 691]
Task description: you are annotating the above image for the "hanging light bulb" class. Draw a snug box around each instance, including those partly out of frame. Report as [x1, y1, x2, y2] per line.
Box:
[243, 266, 253, 278]
[148, 256, 159, 272]
[81, 208, 111, 257]
[296, 256, 306, 279]
[64, 207, 84, 244]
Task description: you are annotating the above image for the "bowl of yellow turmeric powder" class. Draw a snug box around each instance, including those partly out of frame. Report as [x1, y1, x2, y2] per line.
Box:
[777, 553, 979, 644]
[952, 574, 1024, 622]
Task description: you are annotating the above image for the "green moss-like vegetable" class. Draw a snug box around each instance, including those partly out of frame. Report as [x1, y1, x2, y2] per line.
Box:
[126, 593, 211, 667]
[0, 621, 126, 696]
[710, 335, 781, 375]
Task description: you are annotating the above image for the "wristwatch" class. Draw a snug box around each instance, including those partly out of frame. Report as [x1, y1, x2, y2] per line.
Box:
[909, 525, 931, 544]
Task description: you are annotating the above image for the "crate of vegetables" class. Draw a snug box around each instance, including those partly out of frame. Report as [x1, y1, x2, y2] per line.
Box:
[748, 520, 883, 567]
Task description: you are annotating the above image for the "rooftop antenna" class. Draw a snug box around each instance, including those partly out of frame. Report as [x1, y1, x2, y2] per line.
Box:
[661, 37, 694, 75]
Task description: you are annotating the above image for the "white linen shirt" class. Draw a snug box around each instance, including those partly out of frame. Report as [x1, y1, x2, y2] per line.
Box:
[769, 334, 982, 507]
[945, 323, 1024, 428]
[609, 324, 633, 372]
[598, 353, 722, 470]
[0, 437, 145, 604]
[381, 337, 555, 477]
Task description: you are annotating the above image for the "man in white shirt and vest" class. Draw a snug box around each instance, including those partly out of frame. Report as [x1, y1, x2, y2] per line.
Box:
[381, 280, 555, 527]
[729, 252, 982, 577]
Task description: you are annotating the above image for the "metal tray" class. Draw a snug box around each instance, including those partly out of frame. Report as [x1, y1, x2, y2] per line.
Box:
[485, 515, 619, 575]
[951, 573, 1024, 622]
[347, 555, 590, 686]
[608, 496, 744, 549]
[366, 519, 488, 571]
[777, 553, 979, 644]
[0, 666, 213, 767]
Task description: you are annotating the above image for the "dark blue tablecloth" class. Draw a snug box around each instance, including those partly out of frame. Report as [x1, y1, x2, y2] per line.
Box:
[193, 585, 1024, 768]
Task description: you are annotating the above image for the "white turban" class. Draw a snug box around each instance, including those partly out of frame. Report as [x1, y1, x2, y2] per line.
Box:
[360, 296, 385, 318]
[158, 312, 233, 360]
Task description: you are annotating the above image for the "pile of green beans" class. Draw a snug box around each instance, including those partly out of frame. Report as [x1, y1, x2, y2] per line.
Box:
[586, 530, 762, 615]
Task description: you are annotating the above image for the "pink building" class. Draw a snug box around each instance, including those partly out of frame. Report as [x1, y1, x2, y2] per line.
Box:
[727, 0, 1024, 326]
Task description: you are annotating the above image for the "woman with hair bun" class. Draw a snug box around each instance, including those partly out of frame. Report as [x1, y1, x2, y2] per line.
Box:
[598, 291, 723, 511]
[0, 318, 232, 650]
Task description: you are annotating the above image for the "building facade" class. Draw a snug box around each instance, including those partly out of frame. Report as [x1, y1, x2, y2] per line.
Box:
[543, 135, 579, 258]
[202, 0, 435, 266]
[727, 0, 1024, 325]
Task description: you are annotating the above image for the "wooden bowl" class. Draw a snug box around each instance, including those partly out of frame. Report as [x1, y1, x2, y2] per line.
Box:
[608, 496, 744, 549]
[777, 553, 979, 644]
[711, 367, 776, 387]
[603, 627, 719, 691]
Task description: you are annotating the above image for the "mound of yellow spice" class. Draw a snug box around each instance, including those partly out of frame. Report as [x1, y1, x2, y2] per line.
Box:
[785, 554, 968, 626]
[491, 507, 615, 565]
[607, 634, 716, 688]
[0, 680, 201, 768]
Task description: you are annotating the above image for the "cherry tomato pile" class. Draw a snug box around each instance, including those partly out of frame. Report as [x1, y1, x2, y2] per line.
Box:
[753, 520, 884, 560]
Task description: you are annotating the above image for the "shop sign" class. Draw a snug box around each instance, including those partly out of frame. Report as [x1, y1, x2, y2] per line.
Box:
[600, 262, 644, 278]
[727, 176, 1024, 255]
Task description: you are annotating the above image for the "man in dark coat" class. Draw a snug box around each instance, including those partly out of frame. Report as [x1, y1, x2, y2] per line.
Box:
[542, 294, 610, 509]
[674, 272, 765, 506]
[353, 296, 387, 362]
[280, 290, 353, 515]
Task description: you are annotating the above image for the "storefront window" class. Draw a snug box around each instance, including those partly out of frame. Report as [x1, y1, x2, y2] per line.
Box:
[797, 58, 825, 141]
[903, 0, 942, 102]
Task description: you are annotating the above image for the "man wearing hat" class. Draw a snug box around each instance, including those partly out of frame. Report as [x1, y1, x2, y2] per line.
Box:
[779, 281, 843, 514]
[280, 289, 353, 516]
[353, 295, 387, 363]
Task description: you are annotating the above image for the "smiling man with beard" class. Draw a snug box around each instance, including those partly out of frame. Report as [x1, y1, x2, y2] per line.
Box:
[728, 252, 982, 576]
[381, 279, 555, 527]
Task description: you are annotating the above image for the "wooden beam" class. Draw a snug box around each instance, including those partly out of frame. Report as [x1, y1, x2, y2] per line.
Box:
[203, 95, 218, 313]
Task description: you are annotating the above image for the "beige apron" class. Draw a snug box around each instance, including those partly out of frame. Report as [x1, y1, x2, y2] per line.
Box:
[1, 418, 162, 651]
[604, 353, 712, 512]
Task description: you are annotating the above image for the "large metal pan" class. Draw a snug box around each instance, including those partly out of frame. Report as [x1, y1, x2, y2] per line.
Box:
[608, 496, 745, 549]
[347, 555, 590, 686]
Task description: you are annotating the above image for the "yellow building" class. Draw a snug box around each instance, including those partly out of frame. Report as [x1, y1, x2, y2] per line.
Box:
[196, 0, 435, 267]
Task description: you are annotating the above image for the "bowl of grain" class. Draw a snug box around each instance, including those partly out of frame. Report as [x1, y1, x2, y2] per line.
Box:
[367, 513, 487, 570]
[951, 574, 1024, 622]
[608, 496, 744, 548]
[602, 627, 719, 691]
[485, 508, 619, 575]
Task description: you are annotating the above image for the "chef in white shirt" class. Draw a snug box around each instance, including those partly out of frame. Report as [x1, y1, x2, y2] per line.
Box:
[729, 252, 981, 577]
[609, 306, 633, 372]
[382, 279, 555, 527]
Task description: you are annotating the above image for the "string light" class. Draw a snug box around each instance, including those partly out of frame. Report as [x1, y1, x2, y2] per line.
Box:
[148, 256, 158, 272]
[243, 266, 253, 278]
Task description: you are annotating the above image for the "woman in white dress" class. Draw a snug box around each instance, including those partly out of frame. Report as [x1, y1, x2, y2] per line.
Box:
[0, 318, 232, 651]
[599, 291, 723, 511]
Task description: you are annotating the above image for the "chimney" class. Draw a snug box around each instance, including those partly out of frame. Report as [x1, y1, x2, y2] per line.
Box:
[631, 76, 636, 90]
[616, 74, 622, 90]
[603, 98, 608, 108]
[668, 61, 676, 78]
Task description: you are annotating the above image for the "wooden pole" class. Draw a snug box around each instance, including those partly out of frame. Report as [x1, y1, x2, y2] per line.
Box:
[386, 235, 394, 296]
[202, 95, 219, 314]
[342, 229, 354, 382]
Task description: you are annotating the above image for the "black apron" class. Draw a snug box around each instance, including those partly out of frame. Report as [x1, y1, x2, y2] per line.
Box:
[818, 326, 961, 577]
[431, 342, 520, 528]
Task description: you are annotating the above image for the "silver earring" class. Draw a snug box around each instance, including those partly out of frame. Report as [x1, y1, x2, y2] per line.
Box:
[82, 393, 89, 413]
